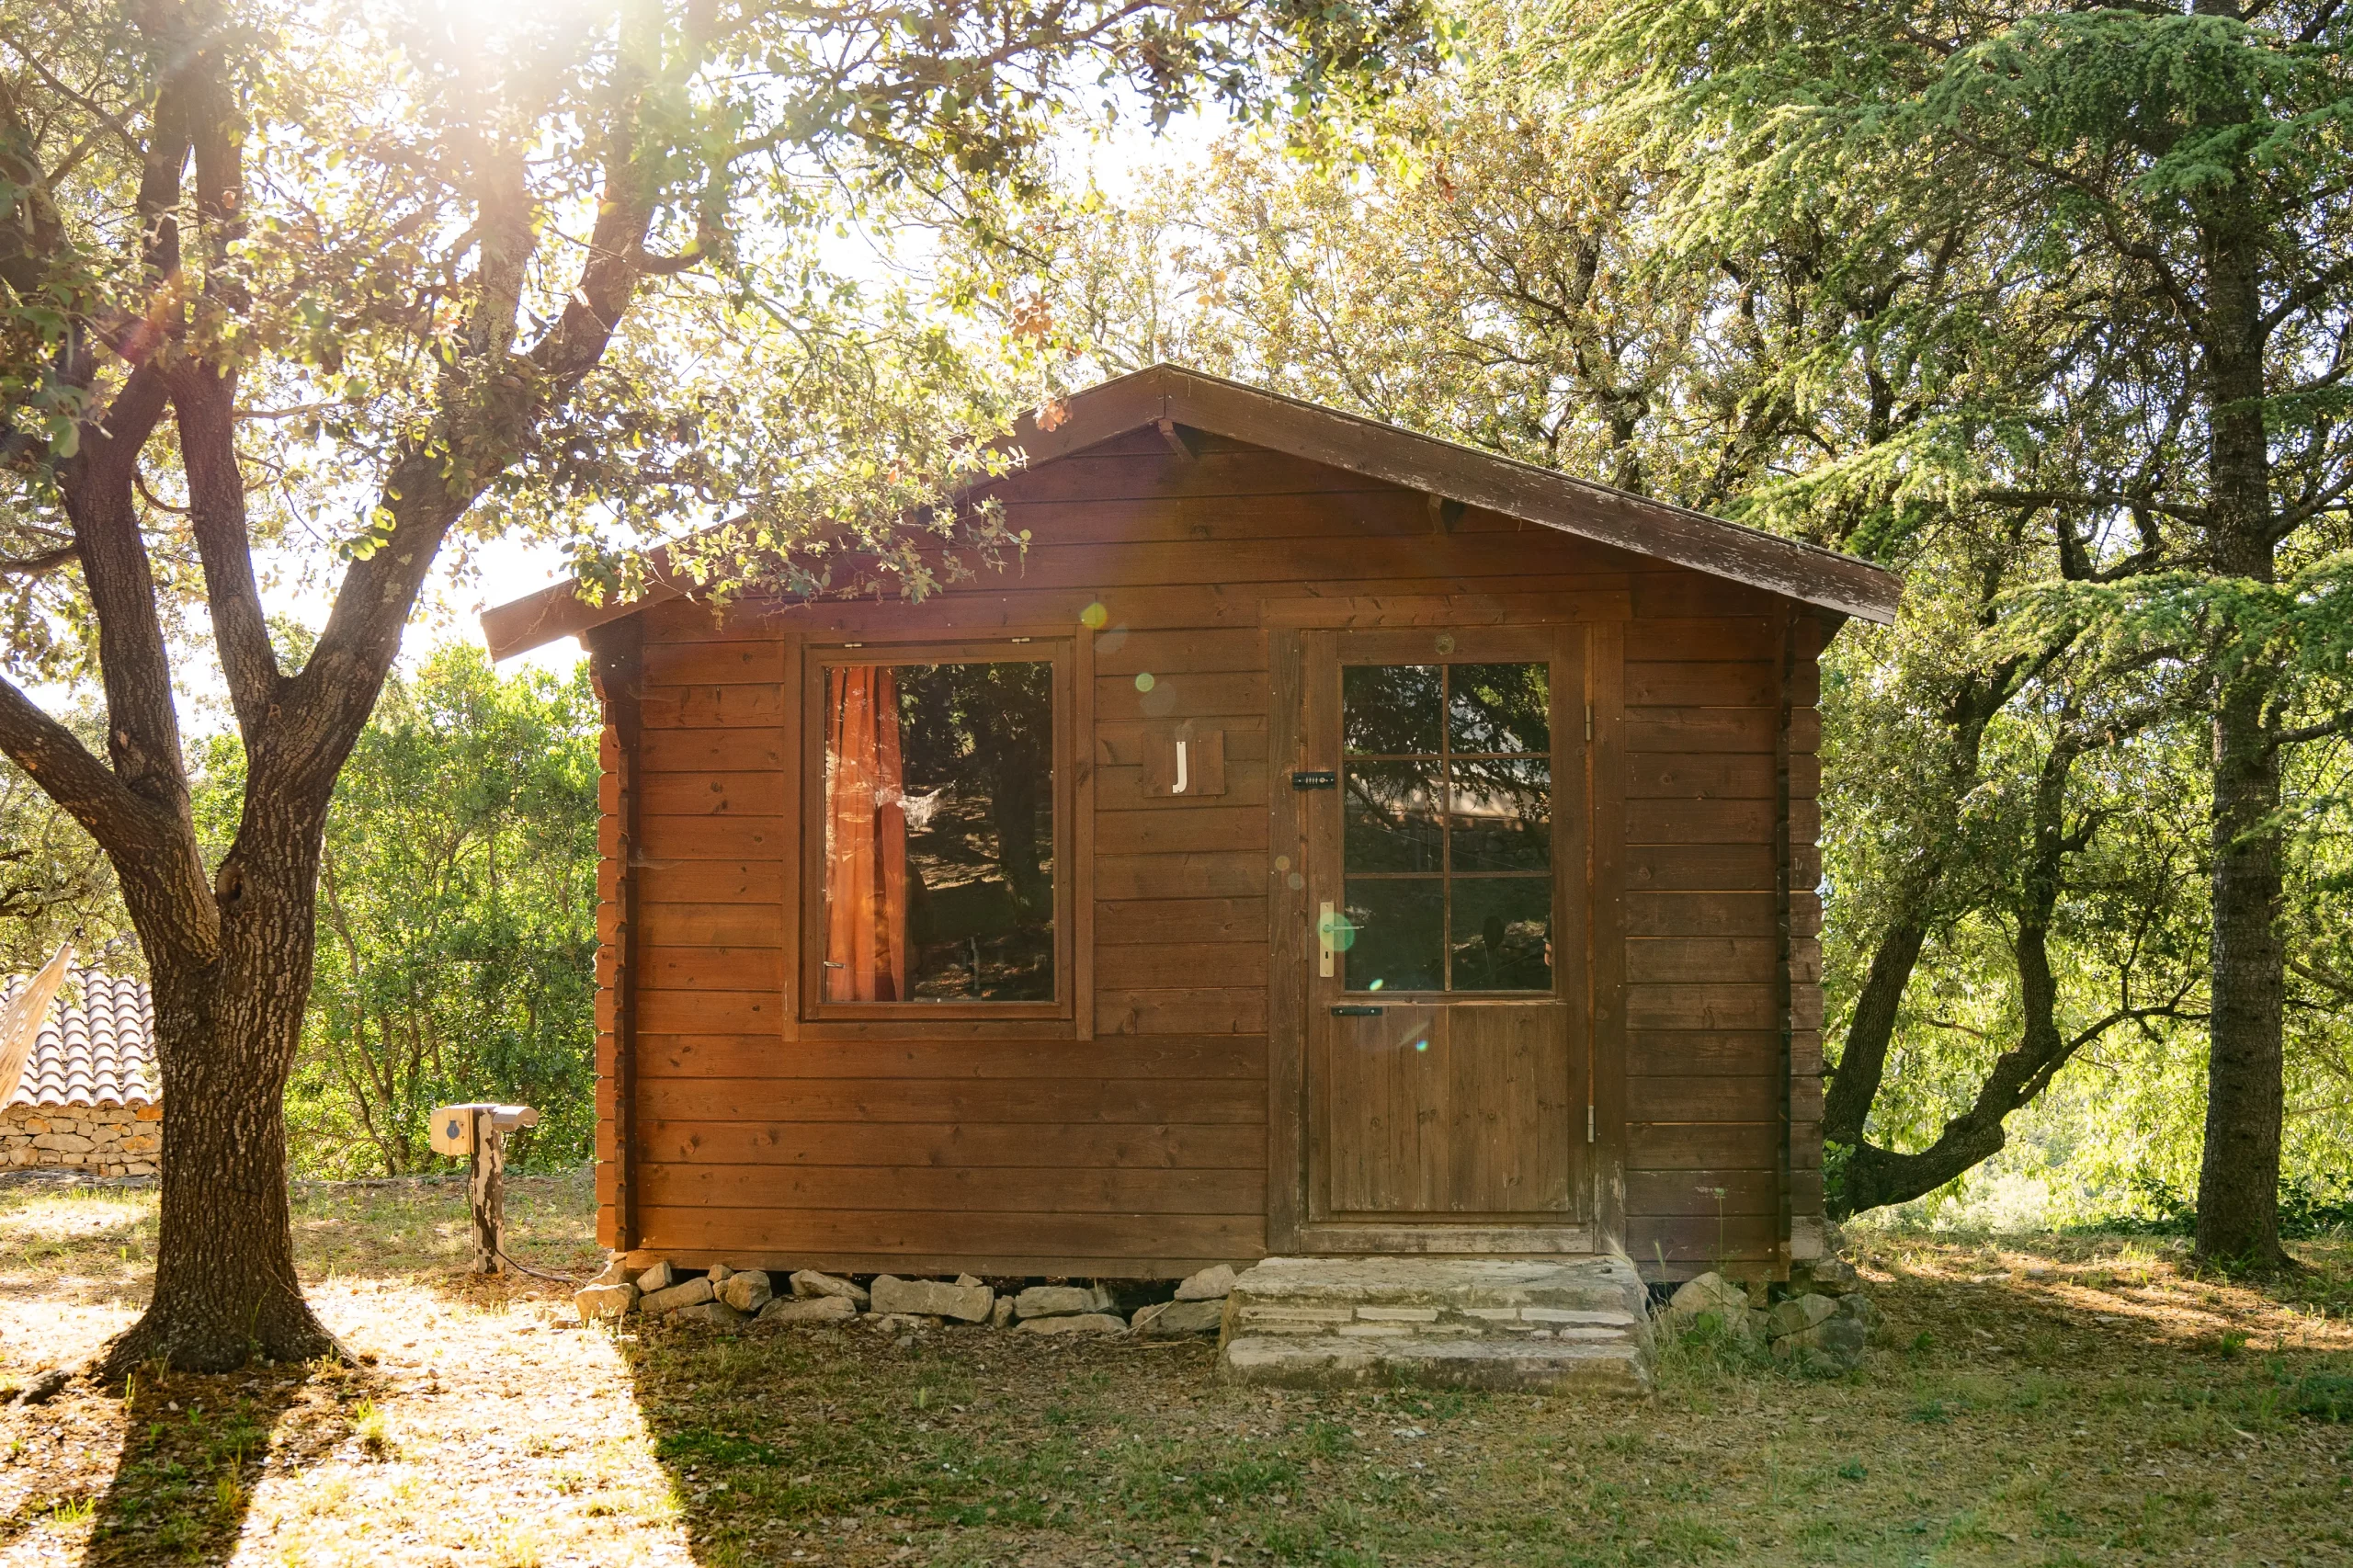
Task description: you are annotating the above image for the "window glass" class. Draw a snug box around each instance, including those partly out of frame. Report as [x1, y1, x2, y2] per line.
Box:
[1449, 757, 1551, 872]
[1337, 659, 1552, 993]
[1449, 663, 1552, 754]
[1342, 664, 1442, 756]
[822, 660, 1054, 1003]
[1343, 760, 1443, 872]
[1343, 879, 1446, 993]
[1449, 878, 1552, 992]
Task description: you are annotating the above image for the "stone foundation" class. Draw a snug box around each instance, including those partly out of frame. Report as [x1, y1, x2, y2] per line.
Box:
[0, 1102, 162, 1177]
[582, 1261, 1237, 1341]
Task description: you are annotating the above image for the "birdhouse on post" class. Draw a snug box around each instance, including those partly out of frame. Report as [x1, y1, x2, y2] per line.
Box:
[428, 1103, 540, 1274]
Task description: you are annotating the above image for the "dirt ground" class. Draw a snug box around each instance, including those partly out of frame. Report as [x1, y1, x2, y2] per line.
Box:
[2, 1172, 2349, 1567]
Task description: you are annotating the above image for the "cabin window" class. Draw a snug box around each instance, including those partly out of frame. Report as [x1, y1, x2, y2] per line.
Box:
[1339, 661, 1552, 993]
[813, 649, 1063, 1010]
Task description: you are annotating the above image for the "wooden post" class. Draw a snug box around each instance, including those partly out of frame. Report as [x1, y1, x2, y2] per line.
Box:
[471, 1111, 506, 1274]
[431, 1102, 537, 1272]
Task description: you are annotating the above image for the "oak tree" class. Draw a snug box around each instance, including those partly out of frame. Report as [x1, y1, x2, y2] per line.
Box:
[0, 0, 1423, 1373]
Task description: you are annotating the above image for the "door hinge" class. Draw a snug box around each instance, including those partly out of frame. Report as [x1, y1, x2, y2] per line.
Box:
[1587, 1105, 1597, 1143]
[1585, 702, 1594, 741]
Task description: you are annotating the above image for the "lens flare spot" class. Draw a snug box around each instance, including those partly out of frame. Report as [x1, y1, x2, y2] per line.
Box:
[1414, 1039, 1429, 1052]
[1080, 602, 1108, 629]
[1134, 672, 1155, 691]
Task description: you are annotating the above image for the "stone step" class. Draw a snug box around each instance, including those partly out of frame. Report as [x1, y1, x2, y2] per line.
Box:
[1217, 1255, 1651, 1393]
[1220, 1333, 1647, 1395]
[1225, 1255, 1647, 1333]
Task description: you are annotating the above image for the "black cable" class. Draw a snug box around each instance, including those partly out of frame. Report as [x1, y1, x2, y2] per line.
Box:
[491, 1244, 588, 1286]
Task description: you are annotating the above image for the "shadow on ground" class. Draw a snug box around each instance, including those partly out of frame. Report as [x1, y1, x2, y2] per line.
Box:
[0, 1363, 324, 1568]
[617, 1312, 1283, 1566]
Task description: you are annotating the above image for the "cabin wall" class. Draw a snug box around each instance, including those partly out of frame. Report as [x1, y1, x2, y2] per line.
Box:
[592, 428, 1816, 1278]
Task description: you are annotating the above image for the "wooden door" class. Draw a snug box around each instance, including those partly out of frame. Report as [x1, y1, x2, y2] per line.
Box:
[1298, 626, 1592, 1252]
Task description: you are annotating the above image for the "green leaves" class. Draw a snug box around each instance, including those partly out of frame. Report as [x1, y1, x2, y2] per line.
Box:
[206, 647, 603, 1177]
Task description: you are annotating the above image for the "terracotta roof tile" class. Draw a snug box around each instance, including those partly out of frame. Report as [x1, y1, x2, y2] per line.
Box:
[1, 969, 156, 1109]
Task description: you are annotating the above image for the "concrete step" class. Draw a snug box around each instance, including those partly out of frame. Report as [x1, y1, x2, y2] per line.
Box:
[1221, 1332, 1647, 1395]
[1217, 1255, 1650, 1393]
[1224, 1254, 1647, 1332]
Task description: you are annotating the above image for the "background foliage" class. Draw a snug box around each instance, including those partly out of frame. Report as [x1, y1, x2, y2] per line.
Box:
[186, 649, 599, 1178]
[938, 17, 2353, 1227]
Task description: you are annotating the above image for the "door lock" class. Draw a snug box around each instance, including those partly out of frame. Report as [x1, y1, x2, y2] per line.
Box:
[1317, 900, 1336, 979]
[1291, 769, 1337, 790]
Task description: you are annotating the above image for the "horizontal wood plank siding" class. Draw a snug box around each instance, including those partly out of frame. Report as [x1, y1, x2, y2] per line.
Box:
[609, 428, 1813, 1278]
[1617, 585, 1790, 1279]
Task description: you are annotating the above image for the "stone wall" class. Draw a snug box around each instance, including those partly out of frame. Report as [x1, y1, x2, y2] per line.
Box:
[0, 1103, 161, 1176]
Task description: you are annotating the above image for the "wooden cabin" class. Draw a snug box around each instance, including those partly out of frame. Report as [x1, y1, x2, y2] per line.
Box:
[483, 365, 1901, 1285]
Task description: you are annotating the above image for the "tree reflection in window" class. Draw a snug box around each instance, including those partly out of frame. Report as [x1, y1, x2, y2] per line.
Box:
[822, 659, 1054, 1002]
[1339, 662, 1551, 993]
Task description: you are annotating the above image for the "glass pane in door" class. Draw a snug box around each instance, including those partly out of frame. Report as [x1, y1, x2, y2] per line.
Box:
[1336, 658, 1554, 994]
[1449, 756, 1551, 872]
[1343, 880, 1445, 992]
[1450, 877, 1552, 991]
[1345, 760, 1443, 871]
[1448, 663, 1551, 754]
[1343, 665, 1443, 755]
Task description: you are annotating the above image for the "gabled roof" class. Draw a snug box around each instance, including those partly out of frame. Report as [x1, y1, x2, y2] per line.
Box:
[1, 969, 157, 1109]
[483, 363, 1903, 658]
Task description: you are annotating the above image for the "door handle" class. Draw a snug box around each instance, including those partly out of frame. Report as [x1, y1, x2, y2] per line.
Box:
[1330, 1005, 1384, 1017]
[1317, 900, 1336, 979]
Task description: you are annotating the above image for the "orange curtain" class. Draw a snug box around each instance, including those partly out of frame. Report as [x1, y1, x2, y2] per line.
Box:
[823, 665, 908, 1001]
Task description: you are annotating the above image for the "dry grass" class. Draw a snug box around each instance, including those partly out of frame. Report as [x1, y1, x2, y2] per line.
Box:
[2, 1175, 2348, 1566]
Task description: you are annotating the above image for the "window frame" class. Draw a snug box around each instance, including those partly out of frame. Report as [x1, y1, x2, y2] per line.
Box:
[798, 635, 1078, 1024]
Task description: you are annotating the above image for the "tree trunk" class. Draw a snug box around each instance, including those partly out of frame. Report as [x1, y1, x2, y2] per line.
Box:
[2199, 662, 2290, 1268]
[2192, 173, 2294, 1272]
[97, 791, 345, 1377]
[110, 972, 336, 1376]
[1821, 662, 2022, 1158]
[1822, 915, 1928, 1147]
[1833, 737, 2086, 1216]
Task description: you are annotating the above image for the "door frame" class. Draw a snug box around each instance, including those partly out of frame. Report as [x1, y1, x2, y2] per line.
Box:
[1267, 618, 1621, 1256]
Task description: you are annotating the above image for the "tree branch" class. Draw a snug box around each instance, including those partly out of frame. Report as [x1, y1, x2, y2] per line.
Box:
[280, 4, 666, 790]
[0, 669, 160, 861]
[0, 73, 75, 301]
[168, 359, 281, 737]
[60, 359, 187, 813]
[0, 543, 78, 577]
[2270, 710, 2353, 749]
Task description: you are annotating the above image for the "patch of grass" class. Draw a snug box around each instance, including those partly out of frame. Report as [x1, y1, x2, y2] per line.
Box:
[2294, 1372, 2353, 1421]
[349, 1396, 392, 1455]
[8, 1182, 2353, 1566]
[653, 1426, 784, 1467]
